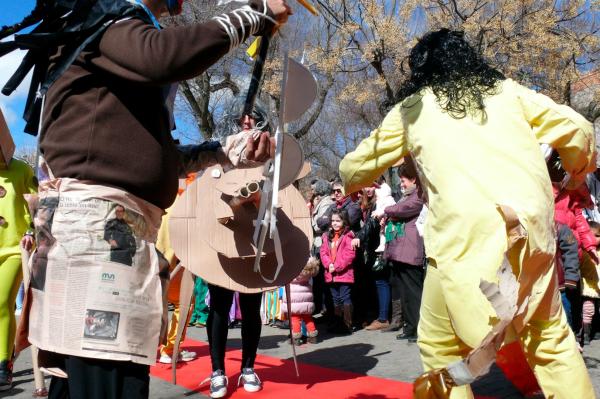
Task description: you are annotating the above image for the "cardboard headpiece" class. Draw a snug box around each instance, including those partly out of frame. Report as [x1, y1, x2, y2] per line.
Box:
[0, 109, 15, 169]
[168, 165, 312, 292]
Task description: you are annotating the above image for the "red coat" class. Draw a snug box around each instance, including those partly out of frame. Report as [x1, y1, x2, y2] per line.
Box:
[553, 184, 596, 255]
[320, 230, 356, 284]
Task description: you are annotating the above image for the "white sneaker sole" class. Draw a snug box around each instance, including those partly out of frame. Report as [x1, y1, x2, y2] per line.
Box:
[210, 387, 227, 398]
[158, 356, 195, 364]
[243, 384, 261, 393]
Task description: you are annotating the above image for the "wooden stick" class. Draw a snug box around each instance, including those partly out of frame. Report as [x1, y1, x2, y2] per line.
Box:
[21, 247, 48, 395]
[297, 0, 319, 16]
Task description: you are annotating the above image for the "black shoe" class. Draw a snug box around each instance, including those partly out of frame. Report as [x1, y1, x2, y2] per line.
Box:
[0, 360, 13, 392]
[396, 332, 417, 341]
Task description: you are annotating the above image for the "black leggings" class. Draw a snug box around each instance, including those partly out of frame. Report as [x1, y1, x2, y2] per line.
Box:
[48, 356, 149, 399]
[207, 285, 262, 372]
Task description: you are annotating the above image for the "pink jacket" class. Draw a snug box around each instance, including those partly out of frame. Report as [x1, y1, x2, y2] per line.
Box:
[553, 184, 596, 255]
[320, 230, 356, 284]
[282, 274, 315, 316]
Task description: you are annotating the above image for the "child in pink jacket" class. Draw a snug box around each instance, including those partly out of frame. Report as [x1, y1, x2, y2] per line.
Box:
[320, 209, 356, 334]
[283, 257, 320, 345]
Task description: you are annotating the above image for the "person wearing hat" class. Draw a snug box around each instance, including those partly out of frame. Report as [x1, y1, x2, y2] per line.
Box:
[339, 29, 595, 398]
[0, 138, 37, 391]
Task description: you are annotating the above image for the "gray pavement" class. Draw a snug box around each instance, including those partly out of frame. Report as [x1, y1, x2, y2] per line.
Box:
[4, 317, 600, 398]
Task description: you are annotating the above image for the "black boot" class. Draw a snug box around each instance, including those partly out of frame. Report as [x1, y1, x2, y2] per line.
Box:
[343, 304, 354, 334]
[0, 360, 13, 392]
[383, 300, 403, 332]
[583, 323, 592, 346]
[328, 305, 344, 333]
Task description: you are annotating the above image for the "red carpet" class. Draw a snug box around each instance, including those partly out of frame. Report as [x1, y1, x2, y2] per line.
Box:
[151, 338, 413, 398]
[150, 339, 497, 398]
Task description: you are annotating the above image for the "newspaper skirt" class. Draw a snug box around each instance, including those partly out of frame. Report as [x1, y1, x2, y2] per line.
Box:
[26, 178, 164, 366]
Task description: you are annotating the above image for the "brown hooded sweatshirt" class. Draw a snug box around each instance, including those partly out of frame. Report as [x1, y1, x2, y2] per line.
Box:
[40, 0, 273, 209]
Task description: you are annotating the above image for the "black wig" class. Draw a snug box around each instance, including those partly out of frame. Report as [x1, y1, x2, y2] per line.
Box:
[0, 0, 52, 41]
[397, 29, 505, 119]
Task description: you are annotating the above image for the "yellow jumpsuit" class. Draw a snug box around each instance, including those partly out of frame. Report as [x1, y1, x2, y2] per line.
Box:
[0, 159, 36, 362]
[339, 79, 596, 398]
[156, 210, 194, 358]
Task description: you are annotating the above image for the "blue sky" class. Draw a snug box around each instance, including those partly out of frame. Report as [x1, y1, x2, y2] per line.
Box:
[0, 1, 37, 150]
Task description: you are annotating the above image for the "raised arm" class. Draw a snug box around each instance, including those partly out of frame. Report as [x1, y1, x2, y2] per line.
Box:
[339, 104, 409, 195]
[92, 1, 276, 85]
[515, 80, 596, 189]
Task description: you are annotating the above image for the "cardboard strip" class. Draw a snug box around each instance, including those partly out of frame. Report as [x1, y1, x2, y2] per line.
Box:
[285, 284, 300, 377]
[0, 108, 15, 168]
[20, 247, 48, 393]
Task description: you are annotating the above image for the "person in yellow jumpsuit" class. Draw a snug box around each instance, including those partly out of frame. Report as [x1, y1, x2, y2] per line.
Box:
[0, 157, 37, 391]
[339, 29, 596, 398]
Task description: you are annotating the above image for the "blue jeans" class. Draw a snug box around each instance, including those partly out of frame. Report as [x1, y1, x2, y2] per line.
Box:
[329, 283, 352, 306]
[375, 279, 390, 321]
[16, 282, 24, 311]
[561, 291, 573, 329]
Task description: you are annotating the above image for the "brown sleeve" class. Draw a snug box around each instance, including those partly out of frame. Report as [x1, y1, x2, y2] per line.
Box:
[92, 0, 274, 84]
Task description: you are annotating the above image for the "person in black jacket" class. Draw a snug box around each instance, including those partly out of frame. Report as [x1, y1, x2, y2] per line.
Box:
[556, 222, 581, 334]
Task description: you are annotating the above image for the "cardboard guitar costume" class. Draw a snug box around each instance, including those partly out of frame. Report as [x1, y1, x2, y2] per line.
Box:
[168, 163, 313, 293]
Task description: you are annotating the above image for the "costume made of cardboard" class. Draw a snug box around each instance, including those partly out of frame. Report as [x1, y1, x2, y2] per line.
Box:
[339, 78, 596, 398]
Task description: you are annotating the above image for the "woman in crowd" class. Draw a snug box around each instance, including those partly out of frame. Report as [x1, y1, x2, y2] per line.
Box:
[383, 164, 425, 342]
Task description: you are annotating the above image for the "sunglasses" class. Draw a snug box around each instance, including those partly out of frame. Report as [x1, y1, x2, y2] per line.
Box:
[333, 189, 343, 194]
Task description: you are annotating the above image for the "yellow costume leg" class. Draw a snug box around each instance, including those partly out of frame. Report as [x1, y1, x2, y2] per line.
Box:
[0, 256, 22, 361]
[417, 266, 474, 399]
[520, 283, 595, 399]
[160, 271, 193, 357]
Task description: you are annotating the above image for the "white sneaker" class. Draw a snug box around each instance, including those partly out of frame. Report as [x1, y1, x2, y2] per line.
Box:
[158, 350, 197, 364]
[200, 370, 228, 398]
[237, 368, 262, 393]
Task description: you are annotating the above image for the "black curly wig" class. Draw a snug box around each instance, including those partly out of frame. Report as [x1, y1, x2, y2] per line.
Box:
[397, 29, 505, 119]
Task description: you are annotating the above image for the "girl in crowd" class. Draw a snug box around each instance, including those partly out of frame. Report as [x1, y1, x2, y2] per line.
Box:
[283, 257, 320, 345]
[320, 209, 356, 334]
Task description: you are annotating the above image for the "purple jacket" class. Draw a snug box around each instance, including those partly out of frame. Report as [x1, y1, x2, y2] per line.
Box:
[320, 230, 356, 283]
[282, 274, 315, 316]
[383, 188, 425, 266]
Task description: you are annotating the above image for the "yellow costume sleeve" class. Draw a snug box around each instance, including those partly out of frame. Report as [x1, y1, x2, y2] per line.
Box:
[339, 103, 409, 194]
[156, 209, 177, 267]
[515, 81, 596, 188]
